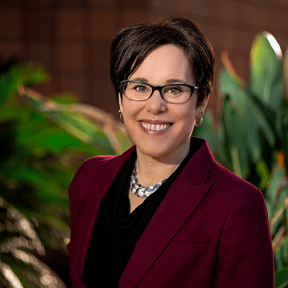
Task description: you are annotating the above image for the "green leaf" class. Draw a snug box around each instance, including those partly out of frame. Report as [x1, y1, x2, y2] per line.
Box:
[222, 96, 250, 178]
[0, 63, 48, 104]
[250, 32, 283, 111]
[50, 93, 77, 104]
[256, 160, 270, 191]
[284, 48, 288, 96]
[219, 67, 276, 162]
[219, 67, 246, 112]
[19, 89, 116, 154]
[49, 111, 114, 154]
[275, 267, 288, 288]
[193, 111, 228, 166]
[265, 163, 286, 221]
[113, 125, 133, 154]
[275, 249, 285, 271]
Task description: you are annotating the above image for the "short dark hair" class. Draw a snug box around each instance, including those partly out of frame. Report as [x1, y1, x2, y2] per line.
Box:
[110, 17, 215, 107]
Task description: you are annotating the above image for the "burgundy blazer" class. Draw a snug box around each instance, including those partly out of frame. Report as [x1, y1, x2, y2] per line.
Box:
[67, 139, 274, 288]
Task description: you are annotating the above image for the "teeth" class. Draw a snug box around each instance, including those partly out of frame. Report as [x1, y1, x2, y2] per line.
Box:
[141, 122, 171, 131]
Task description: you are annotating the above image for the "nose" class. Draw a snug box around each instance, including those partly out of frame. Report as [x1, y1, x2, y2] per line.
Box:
[146, 89, 167, 114]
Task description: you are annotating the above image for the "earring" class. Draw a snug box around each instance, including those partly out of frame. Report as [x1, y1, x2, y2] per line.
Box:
[195, 112, 203, 127]
[119, 110, 124, 123]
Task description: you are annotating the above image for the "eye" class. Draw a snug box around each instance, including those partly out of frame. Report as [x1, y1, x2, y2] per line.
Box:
[164, 86, 183, 95]
[132, 84, 148, 93]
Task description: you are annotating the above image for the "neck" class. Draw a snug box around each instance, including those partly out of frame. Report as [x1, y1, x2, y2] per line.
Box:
[135, 143, 190, 187]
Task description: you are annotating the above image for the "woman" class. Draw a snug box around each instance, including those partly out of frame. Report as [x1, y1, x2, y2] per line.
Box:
[67, 18, 274, 288]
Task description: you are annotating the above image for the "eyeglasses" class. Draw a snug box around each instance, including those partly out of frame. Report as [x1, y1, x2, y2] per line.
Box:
[119, 80, 199, 104]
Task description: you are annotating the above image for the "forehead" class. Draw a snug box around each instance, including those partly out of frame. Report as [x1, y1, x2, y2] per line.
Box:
[129, 44, 194, 84]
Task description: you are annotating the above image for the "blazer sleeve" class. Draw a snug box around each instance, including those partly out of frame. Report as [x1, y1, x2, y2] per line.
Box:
[67, 160, 90, 287]
[213, 188, 274, 288]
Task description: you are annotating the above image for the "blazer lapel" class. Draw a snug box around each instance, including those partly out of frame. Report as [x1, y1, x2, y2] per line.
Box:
[119, 140, 214, 288]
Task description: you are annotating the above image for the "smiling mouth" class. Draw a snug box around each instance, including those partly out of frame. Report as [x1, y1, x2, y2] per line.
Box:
[140, 121, 172, 131]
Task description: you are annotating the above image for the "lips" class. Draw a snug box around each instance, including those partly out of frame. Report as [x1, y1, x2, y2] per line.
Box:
[140, 121, 172, 131]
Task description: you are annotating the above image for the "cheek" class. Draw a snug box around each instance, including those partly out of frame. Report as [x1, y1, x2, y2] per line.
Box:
[122, 103, 142, 126]
[176, 106, 196, 125]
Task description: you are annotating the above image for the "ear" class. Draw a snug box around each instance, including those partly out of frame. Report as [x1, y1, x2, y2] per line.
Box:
[196, 97, 208, 117]
[118, 93, 123, 112]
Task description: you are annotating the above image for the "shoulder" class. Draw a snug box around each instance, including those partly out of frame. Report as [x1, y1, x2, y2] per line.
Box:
[206, 162, 270, 247]
[72, 155, 116, 183]
[68, 155, 115, 202]
[210, 161, 256, 190]
[72, 145, 136, 183]
[69, 145, 135, 200]
[77, 154, 116, 172]
[209, 161, 264, 208]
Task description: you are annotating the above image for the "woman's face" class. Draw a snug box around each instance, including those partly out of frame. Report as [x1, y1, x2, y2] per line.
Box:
[119, 44, 207, 162]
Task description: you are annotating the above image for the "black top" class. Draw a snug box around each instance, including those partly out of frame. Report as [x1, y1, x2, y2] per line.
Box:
[82, 139, 202, 287]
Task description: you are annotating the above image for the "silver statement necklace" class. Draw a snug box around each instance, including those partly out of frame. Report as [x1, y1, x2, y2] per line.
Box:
[130, 166, 167, 198]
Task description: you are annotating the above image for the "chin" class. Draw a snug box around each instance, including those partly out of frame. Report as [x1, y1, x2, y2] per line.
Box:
[136, 144, 166, 157]
[136, 143, 183, 162]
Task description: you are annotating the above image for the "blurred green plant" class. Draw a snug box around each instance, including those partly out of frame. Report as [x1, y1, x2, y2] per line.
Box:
[194, 32, 288, 286]
[0, 59, 132, 287]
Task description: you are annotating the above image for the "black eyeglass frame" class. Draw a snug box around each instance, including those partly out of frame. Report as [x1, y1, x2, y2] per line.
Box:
[119, 80, 199, 104]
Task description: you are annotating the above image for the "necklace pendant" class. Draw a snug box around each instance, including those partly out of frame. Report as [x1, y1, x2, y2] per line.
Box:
[137, 187, 146, 198]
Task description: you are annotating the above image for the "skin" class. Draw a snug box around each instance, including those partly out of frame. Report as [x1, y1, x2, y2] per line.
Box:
[118, 44, 208, 213]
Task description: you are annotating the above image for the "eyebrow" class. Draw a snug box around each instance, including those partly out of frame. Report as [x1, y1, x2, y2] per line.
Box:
[166, 79, 186, 84]
[130, 77, 187, 85]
